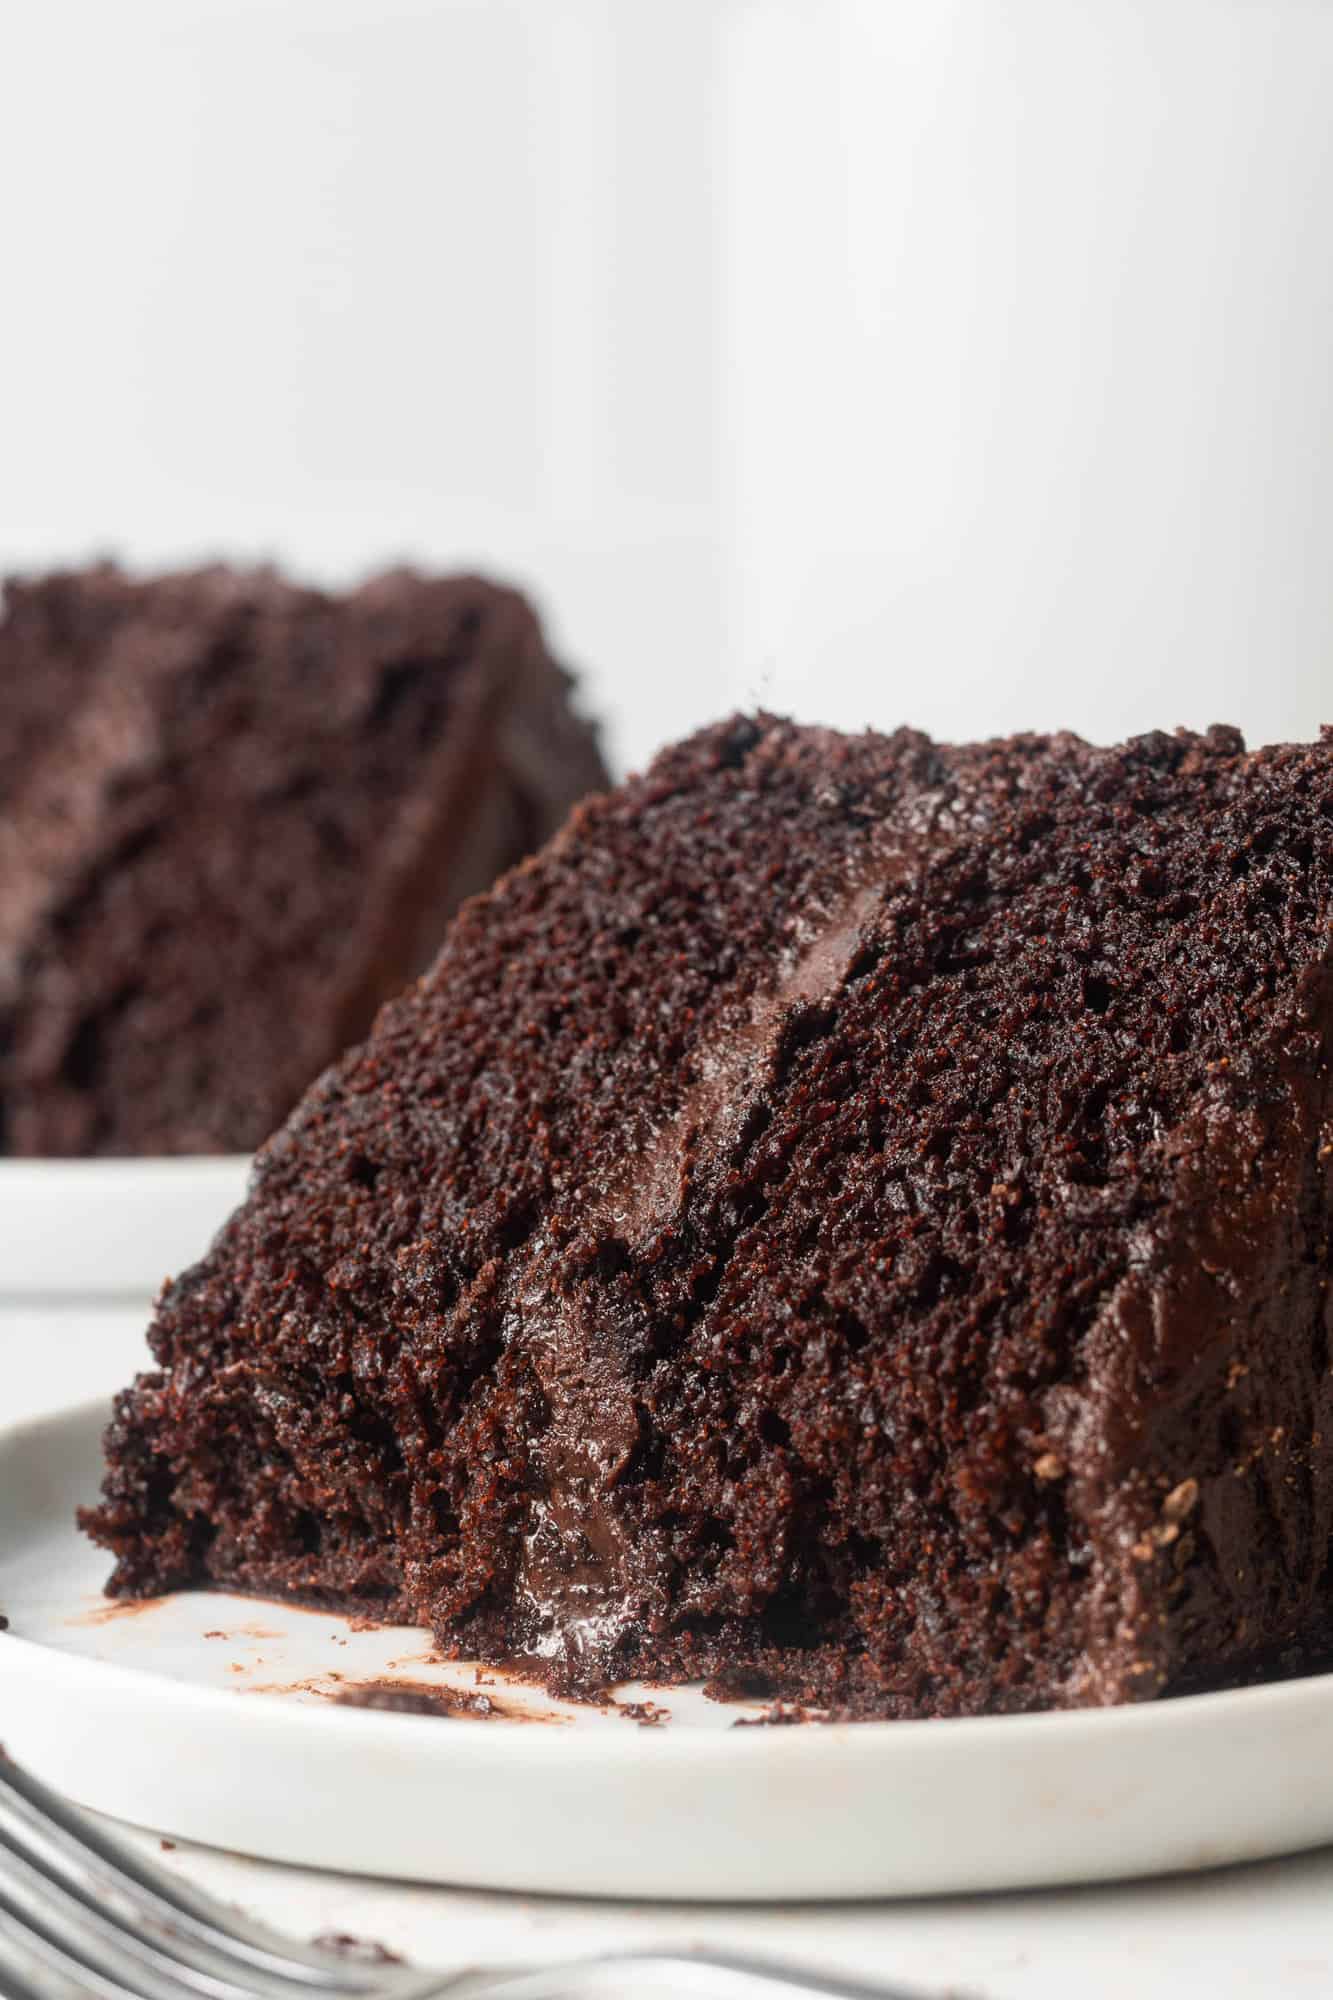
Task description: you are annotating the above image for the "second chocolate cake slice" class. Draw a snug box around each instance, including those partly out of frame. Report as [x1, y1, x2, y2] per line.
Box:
[0, 563, 605, 1155]
[82, 716, 1333, 1715]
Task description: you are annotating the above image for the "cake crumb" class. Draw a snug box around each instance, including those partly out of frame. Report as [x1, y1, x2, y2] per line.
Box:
[618, 1700, 670, 1727]
[312, 1932, 404, 1967]
[733, 1701, 826, 1728]
[1162, 1478, 1200, 1523]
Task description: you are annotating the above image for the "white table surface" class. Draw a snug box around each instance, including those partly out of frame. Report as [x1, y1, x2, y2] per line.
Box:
[6, 1301, 1333, 2000]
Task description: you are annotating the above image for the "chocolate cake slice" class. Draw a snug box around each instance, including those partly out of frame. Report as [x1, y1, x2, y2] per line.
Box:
[82, 717, 1333, 1716]
[0, 563, 605, 1155]
[0, 565, 132, 801]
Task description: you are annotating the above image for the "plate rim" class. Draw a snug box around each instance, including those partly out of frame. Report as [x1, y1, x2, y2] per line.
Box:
[0, 1155, 253, 1299]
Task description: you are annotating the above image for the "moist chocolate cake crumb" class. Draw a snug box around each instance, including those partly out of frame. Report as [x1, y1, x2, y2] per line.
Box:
[703, 1667, 778, 1705]
[0, 561, 605, 1156]
[334, 1678, 544, 1720]
[733, 1703, 821, 1728]
[82, 715, 1333, 1717]
[618, 1700, 670, 1726]
[336, 1684, 476, 1717]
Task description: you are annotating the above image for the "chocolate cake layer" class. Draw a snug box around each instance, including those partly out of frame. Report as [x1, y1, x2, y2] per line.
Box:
[82, 717, 1333, 1715]
[0, 564, 605, 1155]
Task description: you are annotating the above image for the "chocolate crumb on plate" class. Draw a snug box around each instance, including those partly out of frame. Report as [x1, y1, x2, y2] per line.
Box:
[312, 1933, 404, 1967]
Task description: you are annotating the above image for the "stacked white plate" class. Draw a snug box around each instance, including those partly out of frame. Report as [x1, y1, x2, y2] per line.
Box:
[0, 1157, 251, 1301]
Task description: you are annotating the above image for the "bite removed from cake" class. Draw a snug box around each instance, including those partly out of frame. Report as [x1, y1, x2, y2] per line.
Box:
[0, 562, 605, 1155]
[82, 716, 1333, 1716]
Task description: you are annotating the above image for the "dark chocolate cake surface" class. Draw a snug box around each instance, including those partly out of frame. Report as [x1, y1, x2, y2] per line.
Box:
[0, 563, 605, 1155]
[83, 716, 1333, 1716]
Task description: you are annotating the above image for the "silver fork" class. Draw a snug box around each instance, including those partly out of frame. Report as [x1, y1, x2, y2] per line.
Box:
[0, 1754, 933, 2000]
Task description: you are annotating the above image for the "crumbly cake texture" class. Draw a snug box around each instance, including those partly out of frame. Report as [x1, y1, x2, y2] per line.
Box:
[0, 563, 605, 1155]
[83, 716, 1333, 1717]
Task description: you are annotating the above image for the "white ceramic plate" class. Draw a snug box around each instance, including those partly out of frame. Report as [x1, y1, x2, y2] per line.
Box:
[2, 1399, 1332, 1902]
[0, 1159, 251, 1299]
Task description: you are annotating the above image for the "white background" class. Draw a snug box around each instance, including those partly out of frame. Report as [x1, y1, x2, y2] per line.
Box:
[3, 11, 1333, 1977]
[4, 0, 1331, 775]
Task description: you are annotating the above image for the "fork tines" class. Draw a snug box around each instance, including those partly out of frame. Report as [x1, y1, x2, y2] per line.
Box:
[0, 1752, 414, 2000]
